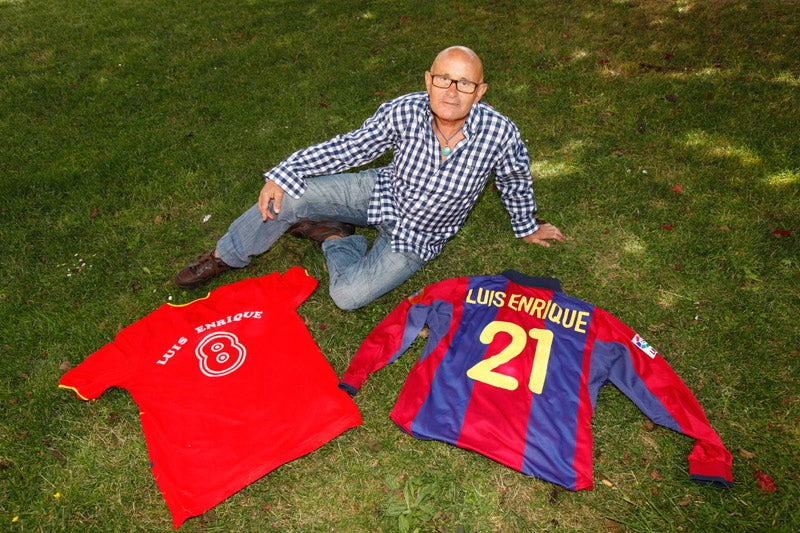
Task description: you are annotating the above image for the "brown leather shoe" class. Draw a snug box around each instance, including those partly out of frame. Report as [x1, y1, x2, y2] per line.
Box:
[174, 251, 231, 289]
[288, 220, 356, 247]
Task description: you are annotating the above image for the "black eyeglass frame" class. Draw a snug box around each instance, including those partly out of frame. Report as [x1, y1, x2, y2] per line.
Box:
[428, 73, 483, 94]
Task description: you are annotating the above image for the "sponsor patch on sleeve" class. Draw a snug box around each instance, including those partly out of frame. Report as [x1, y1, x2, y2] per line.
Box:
[633, 334, 659, 359]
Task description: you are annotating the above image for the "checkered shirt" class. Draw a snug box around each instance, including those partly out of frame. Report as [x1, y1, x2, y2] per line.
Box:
[264, 92, 539, 261]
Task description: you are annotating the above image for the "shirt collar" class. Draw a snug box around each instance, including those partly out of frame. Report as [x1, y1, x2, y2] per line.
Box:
[421, 95, 482, 136]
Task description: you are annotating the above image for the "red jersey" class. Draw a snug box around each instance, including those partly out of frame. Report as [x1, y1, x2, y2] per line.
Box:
[59, 268, 362, 528]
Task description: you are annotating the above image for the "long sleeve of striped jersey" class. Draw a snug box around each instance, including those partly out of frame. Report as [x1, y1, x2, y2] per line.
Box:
[340, 272, 733, 491]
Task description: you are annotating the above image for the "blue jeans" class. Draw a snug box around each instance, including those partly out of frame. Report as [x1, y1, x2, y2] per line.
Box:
[215, 169, 426, 310]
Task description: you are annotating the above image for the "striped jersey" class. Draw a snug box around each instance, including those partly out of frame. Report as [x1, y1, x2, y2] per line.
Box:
[339, 272, 733, 491]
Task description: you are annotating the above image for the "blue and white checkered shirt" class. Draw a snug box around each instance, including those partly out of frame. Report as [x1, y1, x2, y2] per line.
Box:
[264, 92, 540, 261]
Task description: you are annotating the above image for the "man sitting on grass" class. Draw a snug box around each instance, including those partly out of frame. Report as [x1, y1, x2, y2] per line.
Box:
[174, 45, 564, 310]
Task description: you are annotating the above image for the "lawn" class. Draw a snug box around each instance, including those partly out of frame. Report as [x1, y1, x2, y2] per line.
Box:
[1, 0, 798, 531]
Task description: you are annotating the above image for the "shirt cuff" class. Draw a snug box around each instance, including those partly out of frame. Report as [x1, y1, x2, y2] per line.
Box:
[513, 216, 540, 238]
[688, 454, 734, 488]
[338, 382, 358, 397]
[263, 168, 307, 199]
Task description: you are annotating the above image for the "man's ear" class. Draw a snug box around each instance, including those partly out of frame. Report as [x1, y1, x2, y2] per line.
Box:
[473, 82, 488, 104]
[424, 70, 433, 92]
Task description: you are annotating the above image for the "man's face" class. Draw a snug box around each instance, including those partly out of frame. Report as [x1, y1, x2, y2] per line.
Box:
[425, 50, 487, 124]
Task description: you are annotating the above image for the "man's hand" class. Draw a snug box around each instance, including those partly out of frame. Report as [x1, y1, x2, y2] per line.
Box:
[258, 180, 286, 221]
[522, 222, 565, 247]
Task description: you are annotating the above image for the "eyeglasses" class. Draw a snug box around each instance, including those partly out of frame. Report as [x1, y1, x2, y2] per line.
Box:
[429, 73, 481, 94]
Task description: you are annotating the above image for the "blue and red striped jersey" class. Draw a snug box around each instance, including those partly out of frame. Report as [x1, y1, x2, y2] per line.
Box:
[340, 272, 733, 491]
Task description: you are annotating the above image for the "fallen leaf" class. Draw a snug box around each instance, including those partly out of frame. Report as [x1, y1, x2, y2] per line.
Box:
[738, 448, 756, 459]
[59, 359, 73, 372]
[90, 208, 98, 218]
[770, 229, 791, 237]
[754, 471, 777, 492]
[49, 447, 67, 465]
[662, 224, 674, 231]
[650, 471, 663, 480]
[672, 185, 684, 194]
[318, 101, 329, 107]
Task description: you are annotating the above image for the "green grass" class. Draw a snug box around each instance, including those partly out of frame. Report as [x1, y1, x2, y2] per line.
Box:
[2, 0, 799, 531]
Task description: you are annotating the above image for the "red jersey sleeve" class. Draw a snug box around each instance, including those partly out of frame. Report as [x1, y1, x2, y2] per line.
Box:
[59, 334, 138, 401]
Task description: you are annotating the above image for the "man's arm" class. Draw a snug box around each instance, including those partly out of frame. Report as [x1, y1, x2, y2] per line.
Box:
[493, 126, 565, 247]
[262, 99, 400, 202]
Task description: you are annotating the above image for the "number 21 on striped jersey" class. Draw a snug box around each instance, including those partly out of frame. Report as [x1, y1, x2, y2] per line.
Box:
[466, 321, 554, 394]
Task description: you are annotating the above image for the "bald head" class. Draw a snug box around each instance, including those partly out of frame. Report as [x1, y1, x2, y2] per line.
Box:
[431, 46, 484, 83]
